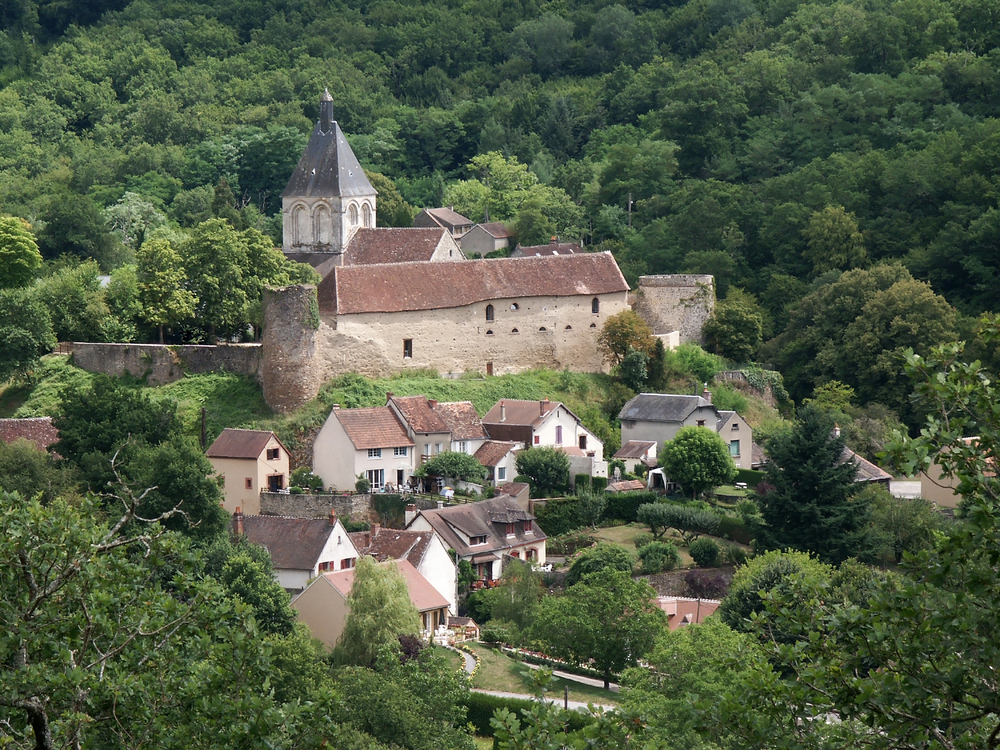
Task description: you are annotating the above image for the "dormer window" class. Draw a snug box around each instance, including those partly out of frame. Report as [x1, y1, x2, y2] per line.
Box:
[470, 534, 487, 546]
[523, 520, 533, 534]
[505, 523, 516, 536]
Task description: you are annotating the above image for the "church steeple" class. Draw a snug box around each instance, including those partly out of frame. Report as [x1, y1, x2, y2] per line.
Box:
[320, 87, 334, 134]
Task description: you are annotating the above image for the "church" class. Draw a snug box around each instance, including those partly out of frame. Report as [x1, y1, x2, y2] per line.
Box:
[258, 92, 711, 412]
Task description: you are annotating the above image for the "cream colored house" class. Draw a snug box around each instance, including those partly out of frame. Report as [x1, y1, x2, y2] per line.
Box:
[233, 509, 360, 593]
[292, 559, 450, 648]
[460, 222, 512, 256]
[387, 394, 489, 470]
[313, 405, 415, 492]
[482, 398, 607, 481]
[349, 526, 458, 613]
[206, 429, 290, 515]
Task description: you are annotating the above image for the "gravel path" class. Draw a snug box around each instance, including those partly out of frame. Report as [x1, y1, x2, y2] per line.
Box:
[471, 689, 615, 712]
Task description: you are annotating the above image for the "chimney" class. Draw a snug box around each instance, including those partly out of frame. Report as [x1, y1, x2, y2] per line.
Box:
[428, 399, 438, 409]
[437, 500, 445, 509]
[332, 404, 340, 410]
[405, 503, 418, 526]
[833, 423, 841, 439]
[500, 401, 506, 422]
[372, 523, 381, 538]
[550, 236, 557, 244]
[386, 391, 394, 400]
[448, 205, 454, 211]
[364, 530, 371, 547]
[540, 398, 549, 416]
[702, 384, 711, 404]
[232, 508, 244, 536]
[328, 508, 337, 527]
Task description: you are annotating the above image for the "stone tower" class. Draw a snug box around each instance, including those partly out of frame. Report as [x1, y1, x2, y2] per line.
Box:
[281, 89, 377, 269]
[261, 285, 322, 413]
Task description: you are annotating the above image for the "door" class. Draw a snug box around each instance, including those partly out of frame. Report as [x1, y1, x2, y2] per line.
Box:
[486, 361, 493, 376]
[397, 469, 405, 488]
[268, 474, 283, 491]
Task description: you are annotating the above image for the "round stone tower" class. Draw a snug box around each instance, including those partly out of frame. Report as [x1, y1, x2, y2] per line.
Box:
[261, 284, 321, 413]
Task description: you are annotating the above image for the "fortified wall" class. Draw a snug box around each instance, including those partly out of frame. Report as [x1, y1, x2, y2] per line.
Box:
[630, 275, 715, 344]
[70, 342, 262, 386]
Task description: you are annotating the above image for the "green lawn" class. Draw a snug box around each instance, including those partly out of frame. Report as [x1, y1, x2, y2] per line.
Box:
[432, 645, 466, 673]
[468, 643, 620, 706]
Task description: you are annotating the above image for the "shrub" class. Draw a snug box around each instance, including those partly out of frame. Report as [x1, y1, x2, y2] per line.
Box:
[546, 531, 596, 556]
[566, 542, 634, 585]
[716, 515, 753, 545]
[689, 537, 721, 568]
[288, 486, 304, 494]
[355, 474, 370, 493]
[591, 476, 608, 492]
[684, 569, 728, 599]
[735, 468, 765, 488]
[481, 620, 515, 645]
[575, 474, 591, 491]
[638, 541, 681, 573]
[639, 503, 721, 544]
[373, 493, 405, 525]
[722, 544, 750, 566]
[290, 466, 324, 491]
[633, 532, 654, 549]
[534, 497, 585, 537]
[603, 490, 657, 522]
[463, 692, 594, 737]
[342, 519, 370, 532]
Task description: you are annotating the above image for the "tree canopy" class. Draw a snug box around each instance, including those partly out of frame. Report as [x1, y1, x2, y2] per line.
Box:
[659, 426, 737, 499]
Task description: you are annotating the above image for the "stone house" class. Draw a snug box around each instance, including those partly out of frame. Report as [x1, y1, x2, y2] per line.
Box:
[313, 405, 414, 492]
[349, 525, 458, 613]
[206, 428, 290, 515]
[292, 559, 450, 648]
[233, 508, 360, 593]
[619, 390, 754, 471]
[405, 495, 546, 583]
[413, 206, 474, 239]
[460, 222, 512, 256]
[482, 398, 607, 480]
[473, 440, 522, 485]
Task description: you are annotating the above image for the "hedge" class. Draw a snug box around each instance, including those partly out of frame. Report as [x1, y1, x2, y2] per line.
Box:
[534, 497, 584, 537]
[602, 490, 658, 522]
[716, 515, 753, 545]
[736, 468, 765, 488]
[591, 476, 608, 492]
[574, 474, 591, 491]
[463, 692, 595, 737]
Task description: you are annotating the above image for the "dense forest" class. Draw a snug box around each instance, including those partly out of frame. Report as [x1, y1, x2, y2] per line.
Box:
[2, 0, 999, 422]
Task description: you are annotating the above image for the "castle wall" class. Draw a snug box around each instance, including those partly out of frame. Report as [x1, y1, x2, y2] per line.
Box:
[632, 275, 715, 344]
[70, 342, 261, 385]
[312, 290, 630, 379]
[261, 285, 320, 413]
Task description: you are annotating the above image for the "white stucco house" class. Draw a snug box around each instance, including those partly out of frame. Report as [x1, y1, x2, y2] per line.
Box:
[313, 405, 415, 492]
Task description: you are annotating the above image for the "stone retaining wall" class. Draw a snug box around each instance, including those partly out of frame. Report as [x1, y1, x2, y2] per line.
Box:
[259, 491, 371, 519]
[70, 342, 261, 386]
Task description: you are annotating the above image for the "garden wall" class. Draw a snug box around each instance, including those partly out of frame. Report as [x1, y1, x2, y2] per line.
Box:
[70, 342, 262, 386]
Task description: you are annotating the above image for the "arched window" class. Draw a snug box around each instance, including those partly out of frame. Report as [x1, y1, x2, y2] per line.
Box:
[591, 297, 600, 314]
[348, 203, 358, 226]
[293, 205, 308, 245]
[486, 304, 494, 321]
[486, 329, 494, 336]
[511, 328, 519, 334]
[590, 323, 597, 328]
[511, 303, 519, 311]
[362, 203, 372, 227]
[315, 204, 331, 245]
[539, 327, 547, 331]
[565, 325, 572, 330]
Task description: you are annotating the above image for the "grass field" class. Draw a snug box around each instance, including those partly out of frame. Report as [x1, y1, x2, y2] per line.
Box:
[468, 643, 620, 706]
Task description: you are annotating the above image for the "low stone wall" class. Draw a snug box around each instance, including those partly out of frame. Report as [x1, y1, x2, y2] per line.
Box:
[70, 342, 262, 386]
[259, 491, 371, 519]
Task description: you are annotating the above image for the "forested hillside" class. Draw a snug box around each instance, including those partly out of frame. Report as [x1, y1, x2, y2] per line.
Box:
[1, 0, 999, 416]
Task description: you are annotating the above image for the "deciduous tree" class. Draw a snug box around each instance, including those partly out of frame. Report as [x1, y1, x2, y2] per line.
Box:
[597, 310, 655, 366]
[660, 426, 737, 499]
[137, 238, 197, 343]
[417, 451, 487, 483]
[0, 215, 42, 289]
[515, 446, 570, 498]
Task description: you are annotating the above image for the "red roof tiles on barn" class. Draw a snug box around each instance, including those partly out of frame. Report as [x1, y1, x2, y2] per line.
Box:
[0, 417, 59, 451]
[343, 227, 455, 266]
[318, 252, 628, 315]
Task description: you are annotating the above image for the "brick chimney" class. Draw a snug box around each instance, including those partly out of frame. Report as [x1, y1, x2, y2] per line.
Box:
[540, 398, 549, 416]
[702, 384, 711, 404]
[550, 236, 557, 244]
[500, 401, 506, 422]
[332, 404, 340, 410]
[372, 523, 381, 539]
[428, 398, 438, 409]
[232, 508, 244, 536]
[328, 508, 337, 527]
[405, 503, 418, 526]
[386, 391, 394, 400]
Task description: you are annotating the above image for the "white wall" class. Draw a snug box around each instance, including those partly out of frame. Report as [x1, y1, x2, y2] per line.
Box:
[417, 534, 458, 614]
[316, 519, 362, 572]
[313, 411, 358, 491]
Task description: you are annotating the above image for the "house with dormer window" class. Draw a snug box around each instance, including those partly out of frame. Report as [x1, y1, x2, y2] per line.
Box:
[405, 495, 546, 583]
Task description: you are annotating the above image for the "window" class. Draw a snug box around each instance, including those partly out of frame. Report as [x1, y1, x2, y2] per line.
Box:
[486, 329, 494, 336]
[539, 326, 547, 331]
[366, 469, 384, 489]
[245, 477, 253, 489]
[510, 550, 520, 558]
[533, 435, 540, 445]
[589, 322, 597, 328]
[403, 339, 412, 359]
[523, 520, 533, 535]
[266, 447, 280, 460]
[456, 441, 468, 453]
[470, 535, 487, 546]
[730, 440, 740, 457]
[486, 304, 494, 321]
[434, 443, 442, 454]
[318, 561, 332, 572]
[579, 435, 587, 450]
[591, 297, 600, 314]
[362, 203, 372, 227]
[505, 523, 516, 536]
[555, 425, 563, 445]
[732, 422, 740, 430]
[394, 446, 408, 457]
[348, 203, 358, 225]
[368, 448, 382, 458]
[525, 547, 536, 559]
[565, 325, 572, 330]
[340, 557, 356, 570]
[497, 466, 507, 481]
[696, 420, 706, 427]
[511, 303, 519, 311]
[511, 328, 519, 334]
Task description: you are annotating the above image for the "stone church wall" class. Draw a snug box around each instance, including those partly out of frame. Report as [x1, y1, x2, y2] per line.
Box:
[70, 342, 262, 386]
[631, 275, 715, 344]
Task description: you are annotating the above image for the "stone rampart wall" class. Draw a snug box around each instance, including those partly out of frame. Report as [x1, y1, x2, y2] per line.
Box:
[71, 343, 261, 386]
[260, 285, 321, 413]
[631, 275, 715, 344]
[259, 491, 371, 519]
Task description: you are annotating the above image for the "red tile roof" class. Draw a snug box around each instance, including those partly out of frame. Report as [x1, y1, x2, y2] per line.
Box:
[515, 242, 581, 256]
[474, 440, 520, 468]
[206, 429, 284, 459]
[657, 597, 721, 630]
[477, 222, 512, 238]
[435, 401, 488, 440]
[348, 528, 433, 568]
[482, 399, 559, 428]
[322, 559, 449, 613]
[335, 407, 413, 450]
[607, 479, 647, 492]
[0, 417, 59, 451]
[389, 395, 449, 434]
[343, 228, 452, 266]
[318, 252, 628, 315]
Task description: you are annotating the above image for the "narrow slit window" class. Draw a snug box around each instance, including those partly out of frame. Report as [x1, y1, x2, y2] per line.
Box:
[592, 297, 600, 314]
[403, 339, 413, 358]
[486, 304, 494, 321]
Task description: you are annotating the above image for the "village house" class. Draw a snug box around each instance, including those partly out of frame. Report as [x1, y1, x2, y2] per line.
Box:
[405, 495, 546, 583]
[349, 524, 458, 612]
[460, 222, 513, 256]
[0, 417, 59, 452]
[340, 227, 463, 265]
[232, 508, 360, 593]
[292, 559, 450, 648]
[619, 389, 754, 471]
[612, 440, 658, 474]
[473, 440, 522, 486]
[413, 206, 474, 239]
[482, 398, 607, 481]
[312, 405, 414, 492]
[387, 394, 488, 464]
[657, 597, 721, 631]
[206, 428, 290, 515]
